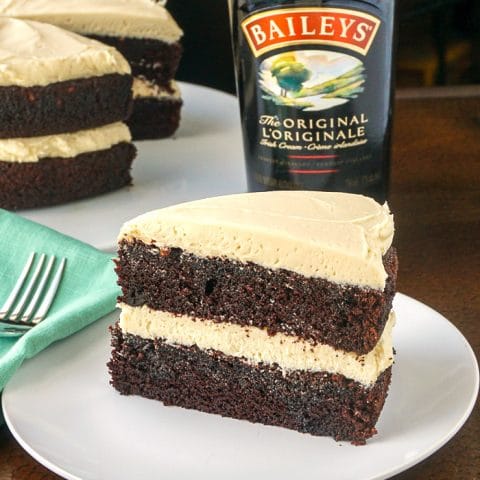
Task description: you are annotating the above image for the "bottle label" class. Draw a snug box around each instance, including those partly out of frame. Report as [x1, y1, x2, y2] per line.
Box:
[242, 8, 380, 57]
[233, 2, 394, 202]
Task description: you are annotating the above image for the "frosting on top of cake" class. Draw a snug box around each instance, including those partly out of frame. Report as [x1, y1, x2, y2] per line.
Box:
[119, 191, 394, 289]
[0, 122, 131, 162]
[0, 0, 183, 42]
[0, 17, 130, 87]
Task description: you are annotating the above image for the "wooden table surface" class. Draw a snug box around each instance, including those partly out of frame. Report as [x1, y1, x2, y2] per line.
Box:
[0, 86, 479, 480]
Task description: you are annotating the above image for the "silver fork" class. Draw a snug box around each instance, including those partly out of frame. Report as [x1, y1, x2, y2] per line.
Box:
[0, 252, 66, 338]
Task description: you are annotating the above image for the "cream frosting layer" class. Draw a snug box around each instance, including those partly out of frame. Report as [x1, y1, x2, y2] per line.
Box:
[0, 0, 183, 42]
[119, 303, 395, 387]
[0, 17, 130, 87]
[119, 191, 394, 289]
[0, 122, 131, 163]
[132, 77, 181, 100]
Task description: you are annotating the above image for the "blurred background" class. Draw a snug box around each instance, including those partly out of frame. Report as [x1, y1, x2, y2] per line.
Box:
[168, 0, 480, 93]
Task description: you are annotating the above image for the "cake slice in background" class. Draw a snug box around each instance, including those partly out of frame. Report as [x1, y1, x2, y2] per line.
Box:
[0, 0, 184, 140]
[110, 191, 398, 444]
[0, 17, 136, 210]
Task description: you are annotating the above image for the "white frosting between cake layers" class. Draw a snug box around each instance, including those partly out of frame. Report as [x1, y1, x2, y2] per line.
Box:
[132, 77, 181, 100]
[0, 122, 131, 162]
[119, 303, 395, 387]
[119, 191, 394, 290]
[0, 0, 183, 42]
[0, 17, 131, 87]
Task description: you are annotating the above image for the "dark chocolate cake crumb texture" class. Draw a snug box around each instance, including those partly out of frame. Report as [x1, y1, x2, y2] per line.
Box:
[0, 142, 136, 210]
[108, 323, 392, 445]
[89, 35, 182, 87]
[116, 239, 398, 355]
[128, 97, 182, 140]
[0, 74, 133, 139]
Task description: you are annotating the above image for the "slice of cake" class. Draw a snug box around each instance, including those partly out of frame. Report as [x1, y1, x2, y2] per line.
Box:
[0, 17, 136, 210]
[109, 191, 398, 444]
[0, 0, 184, 141]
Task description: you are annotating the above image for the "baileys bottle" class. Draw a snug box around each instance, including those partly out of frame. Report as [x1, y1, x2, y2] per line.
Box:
[229, 0, 396, 203]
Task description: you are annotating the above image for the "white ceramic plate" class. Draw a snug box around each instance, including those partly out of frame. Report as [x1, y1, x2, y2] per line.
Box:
[3, 294, 478, 480]
[20, 82, 247, 252]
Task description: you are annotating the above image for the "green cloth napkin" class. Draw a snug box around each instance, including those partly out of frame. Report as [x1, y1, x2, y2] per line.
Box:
[0, 209, 120, 395]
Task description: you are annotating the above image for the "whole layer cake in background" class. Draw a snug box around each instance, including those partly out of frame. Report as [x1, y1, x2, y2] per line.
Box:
[0, 17, 136, 210]
[0, 0, 184, 141]
[110, 191, 398, 444]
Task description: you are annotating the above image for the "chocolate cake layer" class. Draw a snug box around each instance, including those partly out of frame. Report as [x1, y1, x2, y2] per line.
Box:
[89, 35, 182, 87]
[0, 74, 133, 139]
[128, 97, 182, 140]
[0, 142, 135, 210]
[108, 323, 392, 444]
[116, 240, 398, 355]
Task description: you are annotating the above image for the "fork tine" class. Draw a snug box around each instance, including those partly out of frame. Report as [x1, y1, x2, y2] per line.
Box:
[0, 252, 36, 320]
[31, 257, 66, 324]
[20, 255, 56, 323]
[8, 254, 46, 322]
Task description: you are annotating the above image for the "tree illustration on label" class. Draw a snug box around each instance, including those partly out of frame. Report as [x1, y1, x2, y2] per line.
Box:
[270, 54, 312, 97]
[260, 50, 366, 111]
